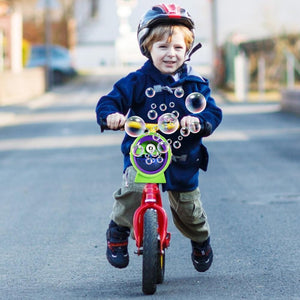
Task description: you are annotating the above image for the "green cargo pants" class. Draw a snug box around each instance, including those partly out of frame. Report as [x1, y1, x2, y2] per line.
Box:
[110, 166, 210, 243]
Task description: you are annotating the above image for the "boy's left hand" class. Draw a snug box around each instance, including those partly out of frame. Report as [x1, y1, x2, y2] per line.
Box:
[180, 116, 201, 132]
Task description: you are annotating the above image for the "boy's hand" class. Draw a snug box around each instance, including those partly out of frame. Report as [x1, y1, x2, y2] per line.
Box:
[180, 116, 201, 132]
[107, 113, 126, 130]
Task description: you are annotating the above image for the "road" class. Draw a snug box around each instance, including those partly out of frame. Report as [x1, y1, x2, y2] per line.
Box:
[0, 74, 300, 299]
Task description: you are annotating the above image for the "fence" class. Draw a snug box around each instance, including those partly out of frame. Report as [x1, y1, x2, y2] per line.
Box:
[286, 51, 300, 89]
[234, 50, 300, 102]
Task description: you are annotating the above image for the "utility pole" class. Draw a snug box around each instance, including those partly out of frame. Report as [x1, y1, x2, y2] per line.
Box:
[37, 0, 60, 90]
[45, 0, 53, 90]
[209, 0, 217, 84]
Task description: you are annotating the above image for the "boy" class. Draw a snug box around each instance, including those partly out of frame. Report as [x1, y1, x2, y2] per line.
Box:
[96, 4, 222, 272]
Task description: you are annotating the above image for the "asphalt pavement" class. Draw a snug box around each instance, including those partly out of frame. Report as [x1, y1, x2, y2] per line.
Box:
[0, 73, 300, 299]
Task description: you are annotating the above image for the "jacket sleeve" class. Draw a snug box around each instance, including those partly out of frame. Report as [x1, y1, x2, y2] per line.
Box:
[95, 72, 140, 130]
[195, 81, 222, 137]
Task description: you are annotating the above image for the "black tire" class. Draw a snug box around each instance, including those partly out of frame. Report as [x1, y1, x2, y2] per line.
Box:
[142, 209, 158, 295]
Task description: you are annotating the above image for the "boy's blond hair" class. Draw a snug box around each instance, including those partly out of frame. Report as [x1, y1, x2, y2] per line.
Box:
[141, 25, 194, 56]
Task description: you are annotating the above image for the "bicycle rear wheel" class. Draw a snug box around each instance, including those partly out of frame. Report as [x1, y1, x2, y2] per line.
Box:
[142, 209, 158, 295]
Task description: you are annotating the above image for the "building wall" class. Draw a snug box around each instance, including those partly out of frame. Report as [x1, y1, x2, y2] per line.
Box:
[0, 67, 46, 105]
[74, 0, 212, 70]
[74, 0, 119, 68]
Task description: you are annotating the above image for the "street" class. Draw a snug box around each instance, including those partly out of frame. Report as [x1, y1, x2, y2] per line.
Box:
[0, 74, 300, 299]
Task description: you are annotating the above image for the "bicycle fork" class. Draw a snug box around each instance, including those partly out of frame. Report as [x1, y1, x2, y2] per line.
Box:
[133, 183, 171, 255]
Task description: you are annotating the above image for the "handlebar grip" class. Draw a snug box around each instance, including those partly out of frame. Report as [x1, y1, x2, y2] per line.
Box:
[99, 118, 110, 132]
[99, 118, 124, 132]
[200, 121, 212, 137]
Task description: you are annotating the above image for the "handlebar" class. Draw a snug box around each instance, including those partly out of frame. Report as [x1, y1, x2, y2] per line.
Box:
[100, 113, 212, 137]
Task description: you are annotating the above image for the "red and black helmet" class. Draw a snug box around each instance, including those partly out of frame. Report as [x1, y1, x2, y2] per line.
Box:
[137, 4, 195, 57]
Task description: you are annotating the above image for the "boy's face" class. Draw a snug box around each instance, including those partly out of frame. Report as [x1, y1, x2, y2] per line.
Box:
[150, 30, 187, 75]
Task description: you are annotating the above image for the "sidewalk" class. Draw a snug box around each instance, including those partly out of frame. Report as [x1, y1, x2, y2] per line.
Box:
[0, 83, 72, 128]
[220, 90, 281, 103]
[219, 85, 300, 116]
[0, 73, 95, 128]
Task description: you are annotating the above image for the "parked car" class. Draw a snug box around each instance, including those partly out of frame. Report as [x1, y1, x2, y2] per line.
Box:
[26, 44, 77, 84]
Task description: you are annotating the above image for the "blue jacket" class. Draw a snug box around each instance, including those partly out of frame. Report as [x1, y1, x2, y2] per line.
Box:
[96, 60, 222, 192]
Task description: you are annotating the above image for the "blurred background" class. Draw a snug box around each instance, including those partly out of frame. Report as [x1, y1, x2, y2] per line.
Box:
[0, 0, 300, 105]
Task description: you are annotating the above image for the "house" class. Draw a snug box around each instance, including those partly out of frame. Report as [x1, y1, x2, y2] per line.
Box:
[0, 0, 213, 104]
[74, 0, 212, 71]
[0, 0, 76, 104]
[0, 0, 46, 105]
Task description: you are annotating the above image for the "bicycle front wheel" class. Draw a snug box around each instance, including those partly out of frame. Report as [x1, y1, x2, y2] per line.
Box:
[142, 209, 158, 295]
[156, 243, 165, 284]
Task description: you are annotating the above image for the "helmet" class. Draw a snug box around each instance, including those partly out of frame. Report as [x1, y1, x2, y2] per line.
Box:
[137, 4, 195, 57]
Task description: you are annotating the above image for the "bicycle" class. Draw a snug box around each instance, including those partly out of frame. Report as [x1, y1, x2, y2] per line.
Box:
[125, 116, 173, 294]
[103, 92, 206, 295]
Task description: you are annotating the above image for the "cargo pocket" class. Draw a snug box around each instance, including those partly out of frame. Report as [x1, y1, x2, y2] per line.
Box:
[176, 189, 203, 222]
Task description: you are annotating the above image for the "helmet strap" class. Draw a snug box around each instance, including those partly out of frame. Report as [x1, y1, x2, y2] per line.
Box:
[185, 42, 202, 62]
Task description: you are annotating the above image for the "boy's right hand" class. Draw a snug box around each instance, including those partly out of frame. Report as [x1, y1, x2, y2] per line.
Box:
[106, 113, 126, 130]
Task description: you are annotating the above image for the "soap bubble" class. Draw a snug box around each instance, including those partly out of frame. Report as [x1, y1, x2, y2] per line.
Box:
[173, 141, 181, 149]
[157, 113, 179, 134]
[159, 103, 167, 111]
[157, 141, 169, 154]
[172, 110, 179, 118]
[185, 92, 206, 113]
[146, 157, 153, 165]
[132, 144, 144, 157]
[145, 87, 155, 98]
[180, 127, 190, 137]
[125, 116, 146, 137]
[147, 110, 158, 120]
[151, 150, 159, 157]
[157, 156, 163, 163]
[174, 87, 184, 98]
[189, 121, 201, 134]
[169, 102, 175, 108]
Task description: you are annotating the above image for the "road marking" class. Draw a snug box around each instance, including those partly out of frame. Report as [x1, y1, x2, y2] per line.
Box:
[0, 134, 123, 151]
[206, 127, 300, 142]
[1, 126, 299, 151]
[0, 110, 95, 127]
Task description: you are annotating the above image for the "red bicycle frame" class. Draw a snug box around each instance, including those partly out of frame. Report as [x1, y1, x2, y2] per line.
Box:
[133, 183, 171, 255]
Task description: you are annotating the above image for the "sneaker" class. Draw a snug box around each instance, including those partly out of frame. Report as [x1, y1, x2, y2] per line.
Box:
[191, 237, 213, 272]
[106, 220, 130, 268]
